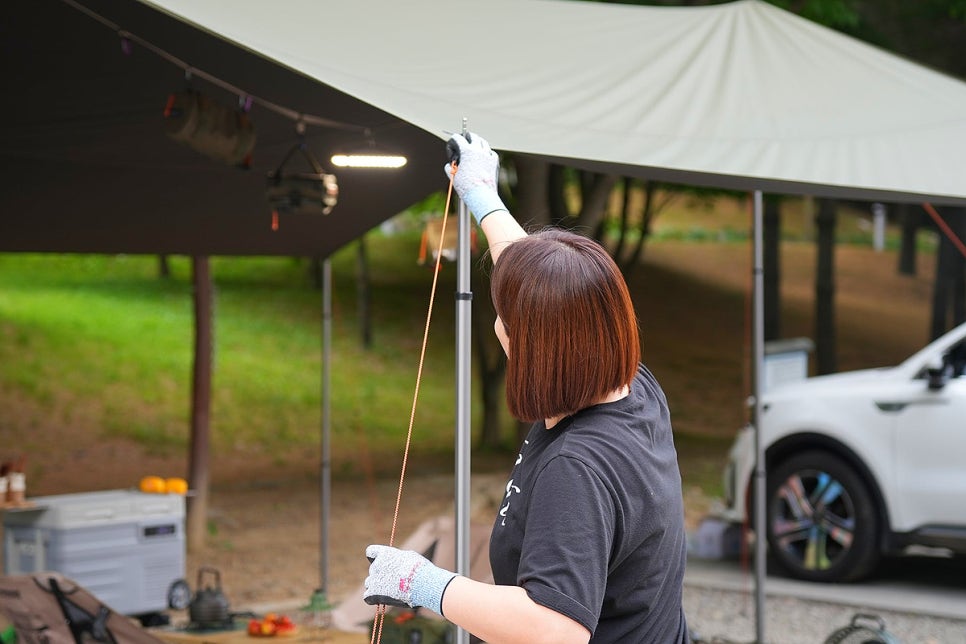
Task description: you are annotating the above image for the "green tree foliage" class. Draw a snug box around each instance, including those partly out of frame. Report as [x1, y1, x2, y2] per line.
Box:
[602, 1, 966, 79]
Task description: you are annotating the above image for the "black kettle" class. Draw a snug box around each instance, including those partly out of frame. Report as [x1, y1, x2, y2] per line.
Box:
[188, 566, 231, 627]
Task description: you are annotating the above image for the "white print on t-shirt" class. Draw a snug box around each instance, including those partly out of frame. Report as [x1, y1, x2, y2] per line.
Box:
[500, 440, 527, 526]
[500, 478, 521, 526]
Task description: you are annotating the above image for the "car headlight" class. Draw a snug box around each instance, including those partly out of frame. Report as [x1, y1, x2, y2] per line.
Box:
[721, 424, 756, 516]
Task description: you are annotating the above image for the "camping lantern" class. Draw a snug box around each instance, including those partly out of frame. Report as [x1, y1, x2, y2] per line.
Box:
[266, 141, 339, 217]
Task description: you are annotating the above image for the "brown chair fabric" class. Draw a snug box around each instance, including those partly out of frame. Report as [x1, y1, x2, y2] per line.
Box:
[0, 572, 165, 644]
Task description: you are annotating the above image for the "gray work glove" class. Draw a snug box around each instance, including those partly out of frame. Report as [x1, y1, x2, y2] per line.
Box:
[363, 544, 457, 616]
[443, 132, 508, 224]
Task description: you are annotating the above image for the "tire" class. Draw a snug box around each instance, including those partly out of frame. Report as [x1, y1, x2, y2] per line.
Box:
[766, 450, 880, 582]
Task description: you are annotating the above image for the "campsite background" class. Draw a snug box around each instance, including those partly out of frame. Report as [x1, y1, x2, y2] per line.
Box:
[1, 197, 941, 607]
[2, 0, 966, 641]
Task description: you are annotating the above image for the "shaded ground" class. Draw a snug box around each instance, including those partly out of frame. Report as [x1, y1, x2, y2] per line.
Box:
[5, 238, 937, 612]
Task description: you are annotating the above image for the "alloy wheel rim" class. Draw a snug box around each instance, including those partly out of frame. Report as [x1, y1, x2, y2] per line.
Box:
[771, 469, 856, 571]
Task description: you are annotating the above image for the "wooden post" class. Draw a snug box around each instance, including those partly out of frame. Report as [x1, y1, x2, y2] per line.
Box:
[187, 255, 213, 552]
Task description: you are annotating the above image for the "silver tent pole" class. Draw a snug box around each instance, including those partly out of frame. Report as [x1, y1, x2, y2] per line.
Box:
[321, 257, 332, 597]
[752, 190, 767, 643]
[454, 119, 473, 644]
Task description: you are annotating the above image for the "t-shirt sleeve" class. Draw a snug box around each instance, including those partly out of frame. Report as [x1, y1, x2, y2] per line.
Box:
[516, 454, 615, 635]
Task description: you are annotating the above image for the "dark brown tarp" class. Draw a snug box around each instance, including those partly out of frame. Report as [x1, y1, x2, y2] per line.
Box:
[0, 0, 443, 258]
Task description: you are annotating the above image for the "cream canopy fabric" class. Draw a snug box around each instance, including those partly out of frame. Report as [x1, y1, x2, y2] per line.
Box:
[141, 0, 966, 205]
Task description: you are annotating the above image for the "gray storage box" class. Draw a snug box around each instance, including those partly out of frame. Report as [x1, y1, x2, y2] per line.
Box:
[2, 489, 185, 617]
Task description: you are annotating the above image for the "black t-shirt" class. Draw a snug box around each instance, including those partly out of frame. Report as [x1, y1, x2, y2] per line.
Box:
[489, 365, 689, 643]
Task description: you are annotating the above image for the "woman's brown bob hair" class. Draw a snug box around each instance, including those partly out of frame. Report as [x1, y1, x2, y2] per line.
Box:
[490, 229, 641, 423]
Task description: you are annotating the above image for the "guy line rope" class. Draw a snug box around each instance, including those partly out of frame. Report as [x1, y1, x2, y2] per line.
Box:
[370, 161, 460, 644]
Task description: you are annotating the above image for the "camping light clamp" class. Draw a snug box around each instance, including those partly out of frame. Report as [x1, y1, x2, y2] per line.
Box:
[265, 129, 339, 217]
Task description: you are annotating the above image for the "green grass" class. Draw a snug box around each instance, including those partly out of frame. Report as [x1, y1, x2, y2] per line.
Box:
[0, 202, 932, 491]
[0, 231, 467, 461]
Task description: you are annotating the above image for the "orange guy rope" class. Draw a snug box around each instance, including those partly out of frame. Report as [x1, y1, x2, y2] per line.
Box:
[923, 202, 966, 259]
[370, 162, 460, 644]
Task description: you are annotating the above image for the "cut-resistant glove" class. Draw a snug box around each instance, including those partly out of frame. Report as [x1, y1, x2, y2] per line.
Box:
[443, 132, 508, 224]
[363, 544, 457, 616]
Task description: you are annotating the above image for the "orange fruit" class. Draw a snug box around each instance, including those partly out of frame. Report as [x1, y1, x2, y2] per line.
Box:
[139, 475, 166, 494]
[165, 477, 189, 495]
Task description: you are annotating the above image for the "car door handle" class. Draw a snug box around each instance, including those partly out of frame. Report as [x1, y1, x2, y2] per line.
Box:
[874, 401, 907, 412]
[875, 398, 949, 412]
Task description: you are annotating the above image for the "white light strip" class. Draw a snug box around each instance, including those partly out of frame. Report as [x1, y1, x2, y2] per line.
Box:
[331, 154, 407, 169]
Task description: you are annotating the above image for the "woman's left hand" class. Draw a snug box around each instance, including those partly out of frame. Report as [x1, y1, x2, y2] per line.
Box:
[363, 544, 457, 616]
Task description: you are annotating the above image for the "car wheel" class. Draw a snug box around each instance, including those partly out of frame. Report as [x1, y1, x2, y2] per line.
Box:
[766, 450, 880, 582]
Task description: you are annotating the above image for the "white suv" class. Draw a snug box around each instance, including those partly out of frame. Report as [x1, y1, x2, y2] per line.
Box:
[720, 322, 966, 582]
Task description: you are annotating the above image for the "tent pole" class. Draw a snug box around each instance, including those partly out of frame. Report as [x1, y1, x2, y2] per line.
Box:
[320, 257, 332, 597]
[454, 119, 472, 644]
[752, 190, 767, 643]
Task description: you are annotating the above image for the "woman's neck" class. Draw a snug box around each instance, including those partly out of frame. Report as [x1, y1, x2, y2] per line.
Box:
[544, 384, 629, 429]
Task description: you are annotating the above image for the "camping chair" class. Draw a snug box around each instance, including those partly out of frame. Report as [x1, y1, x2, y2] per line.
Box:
[0, 572, 166, 644]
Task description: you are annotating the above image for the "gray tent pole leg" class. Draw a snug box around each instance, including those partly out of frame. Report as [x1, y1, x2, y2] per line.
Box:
[321, 257, 332, 596]
[454, 119, 472, 644]
[752, 190, 767, 643]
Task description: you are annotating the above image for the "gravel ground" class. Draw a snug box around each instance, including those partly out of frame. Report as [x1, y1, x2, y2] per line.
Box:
[683, 584, 966, 644]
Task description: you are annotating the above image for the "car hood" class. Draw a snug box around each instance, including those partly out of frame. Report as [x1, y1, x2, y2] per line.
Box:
[763, 367, 892, 402]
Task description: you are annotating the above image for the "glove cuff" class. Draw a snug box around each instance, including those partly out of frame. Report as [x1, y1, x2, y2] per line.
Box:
[461, 186, 508, 225]
[411, 562, 458, 616]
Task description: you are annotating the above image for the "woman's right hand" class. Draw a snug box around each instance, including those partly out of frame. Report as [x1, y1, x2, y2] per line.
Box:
[443, 132, 508, 224]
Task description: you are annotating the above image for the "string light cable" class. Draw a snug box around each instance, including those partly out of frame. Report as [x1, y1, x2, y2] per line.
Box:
[59, 0, 377, 135]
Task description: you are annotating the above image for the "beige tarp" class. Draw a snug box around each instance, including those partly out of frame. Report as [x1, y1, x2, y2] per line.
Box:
[140, 0, 966, 204]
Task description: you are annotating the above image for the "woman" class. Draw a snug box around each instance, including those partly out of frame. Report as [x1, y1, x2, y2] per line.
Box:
[364, 133, 690, 644]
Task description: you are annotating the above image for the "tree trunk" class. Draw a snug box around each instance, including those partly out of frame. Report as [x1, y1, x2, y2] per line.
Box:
[897, 203, 918, 276]
[763, 196, 782, 341]
[609, 178, 633, 260]
[474, 332, 506, 450]
[158, 255, 171, 279]
[512, 155, 552, 228]
[472, 266, 506, 450]
[573, 172, 619, 233]
[624, 182, 673, 275]
[548, 165, 570, 225]
[815, 199, 837, 375]
[187, 256, 213, 553]
[309, 258, 323, 290]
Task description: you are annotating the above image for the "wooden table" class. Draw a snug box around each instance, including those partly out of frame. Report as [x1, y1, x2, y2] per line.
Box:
[151, 626, 368, 644]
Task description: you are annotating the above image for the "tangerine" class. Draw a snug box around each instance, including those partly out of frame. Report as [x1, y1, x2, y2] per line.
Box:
[165, 477, 189, 495]
[139, 475, 166, 494]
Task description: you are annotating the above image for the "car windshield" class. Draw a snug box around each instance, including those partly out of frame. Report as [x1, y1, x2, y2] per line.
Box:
[913, 336, 966, 380]
[948, 338, 966, 378]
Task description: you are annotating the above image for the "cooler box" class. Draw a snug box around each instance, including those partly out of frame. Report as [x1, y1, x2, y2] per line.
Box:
[2, 489, 185, 617]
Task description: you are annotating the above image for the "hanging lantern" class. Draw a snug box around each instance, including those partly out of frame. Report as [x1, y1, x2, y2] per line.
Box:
[266, 142, 338, 217]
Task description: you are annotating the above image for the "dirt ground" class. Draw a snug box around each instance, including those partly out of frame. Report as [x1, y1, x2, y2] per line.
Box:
[4, 237, 938, 618]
